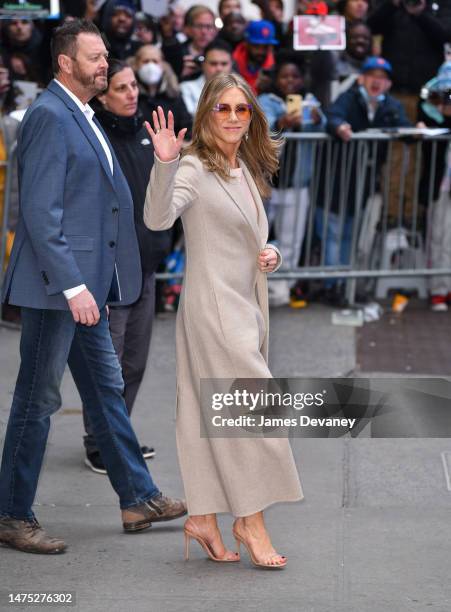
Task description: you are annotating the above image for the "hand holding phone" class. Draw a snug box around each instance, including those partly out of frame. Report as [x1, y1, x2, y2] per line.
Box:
[286, 94, 302, 115]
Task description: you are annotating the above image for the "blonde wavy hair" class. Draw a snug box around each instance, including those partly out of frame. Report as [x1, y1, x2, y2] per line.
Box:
[184, 73, 282, 199]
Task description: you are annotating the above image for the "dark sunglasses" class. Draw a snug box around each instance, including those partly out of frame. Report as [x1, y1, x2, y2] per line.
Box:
[211, 103, 253, 120]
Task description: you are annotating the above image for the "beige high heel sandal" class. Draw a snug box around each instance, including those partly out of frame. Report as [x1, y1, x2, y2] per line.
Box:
[232, 528, 287, 569]
[184, 527, 240, 562]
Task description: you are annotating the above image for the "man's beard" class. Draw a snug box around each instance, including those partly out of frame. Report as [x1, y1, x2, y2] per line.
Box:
[73, 64, 107, 96]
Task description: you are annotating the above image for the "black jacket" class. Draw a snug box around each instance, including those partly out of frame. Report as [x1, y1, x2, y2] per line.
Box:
[138, 92, 192, 139]
[367, 0, 451, 94]
[161, 40, 204, 82]
[100, 0, 143, 60]
[326, 84, 412, 133]
[95, 109, 171, 276]
[317, 84, 412, 214]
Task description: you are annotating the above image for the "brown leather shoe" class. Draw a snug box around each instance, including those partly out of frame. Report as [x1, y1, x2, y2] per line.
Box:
[123, 494, 187, 533]
[0, 517, 67, 554]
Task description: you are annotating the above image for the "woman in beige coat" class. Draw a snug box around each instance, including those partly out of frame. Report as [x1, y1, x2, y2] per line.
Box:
[144, 73, 303, 568]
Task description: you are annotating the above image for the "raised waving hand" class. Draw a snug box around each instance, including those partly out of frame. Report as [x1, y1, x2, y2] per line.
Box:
[145, 106, 187, 162]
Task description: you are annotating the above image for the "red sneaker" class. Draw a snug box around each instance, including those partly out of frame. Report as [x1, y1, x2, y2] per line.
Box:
[430, 295, 448, 312]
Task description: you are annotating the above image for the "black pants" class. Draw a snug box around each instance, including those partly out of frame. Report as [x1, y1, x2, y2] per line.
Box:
[83, 273, 156, 454]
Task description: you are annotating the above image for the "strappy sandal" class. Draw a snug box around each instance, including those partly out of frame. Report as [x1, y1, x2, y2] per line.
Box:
[232, 527, 287, 569]
[184, 527, 240, 563]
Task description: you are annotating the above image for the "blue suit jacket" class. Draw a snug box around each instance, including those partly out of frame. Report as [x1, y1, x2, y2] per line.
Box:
[2, 80, 142, 310]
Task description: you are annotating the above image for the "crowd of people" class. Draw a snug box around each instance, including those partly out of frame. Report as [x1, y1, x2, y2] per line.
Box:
[1, 0, 451, 312]
[0, 0, 451, 564]
[4, 0, 450, 113]
[0, 18, 301, 565]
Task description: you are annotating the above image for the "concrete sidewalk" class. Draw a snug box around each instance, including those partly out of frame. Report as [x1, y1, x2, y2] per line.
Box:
[0, 305, 450, 612]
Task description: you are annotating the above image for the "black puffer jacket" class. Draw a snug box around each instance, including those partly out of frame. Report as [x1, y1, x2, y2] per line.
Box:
[367, 0, 451, 94]
[95, 108, 171, 276]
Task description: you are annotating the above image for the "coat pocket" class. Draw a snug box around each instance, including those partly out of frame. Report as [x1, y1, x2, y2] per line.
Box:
[66, 235, 94, 251]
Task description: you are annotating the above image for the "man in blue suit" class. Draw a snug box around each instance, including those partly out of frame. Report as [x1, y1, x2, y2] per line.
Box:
[0, 19, 186, 554]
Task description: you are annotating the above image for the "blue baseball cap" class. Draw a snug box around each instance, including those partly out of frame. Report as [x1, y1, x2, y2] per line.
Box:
[361, 56, 392, 76]
[113, 0, 136, 15]
[245, 20, 279, 45]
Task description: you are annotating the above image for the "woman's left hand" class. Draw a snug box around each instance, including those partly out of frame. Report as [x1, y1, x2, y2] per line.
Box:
[258, 248, 278, 273]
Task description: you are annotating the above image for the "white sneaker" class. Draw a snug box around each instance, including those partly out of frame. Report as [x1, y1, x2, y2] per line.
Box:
[431, 301, 448, 312]
[430, 295, 448, 312]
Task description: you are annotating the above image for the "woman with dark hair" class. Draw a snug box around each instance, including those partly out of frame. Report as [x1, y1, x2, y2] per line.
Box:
[81, 58, 171, 473]
[144, 73, 303, 568]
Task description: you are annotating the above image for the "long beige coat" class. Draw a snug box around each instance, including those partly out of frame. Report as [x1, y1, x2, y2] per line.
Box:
[144, 153, 303, 516]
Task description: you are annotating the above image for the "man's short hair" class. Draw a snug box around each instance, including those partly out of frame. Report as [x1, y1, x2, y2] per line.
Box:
[184, 4, 215, 27]
[51, 18, 102, 75]
[204, 39, 233, 57]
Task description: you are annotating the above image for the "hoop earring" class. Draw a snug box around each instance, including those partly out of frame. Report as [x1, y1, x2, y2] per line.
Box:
[245, 131, 249, 141]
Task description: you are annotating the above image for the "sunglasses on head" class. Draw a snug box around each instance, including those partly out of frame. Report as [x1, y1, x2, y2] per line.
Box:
[211, 103, 253, 120]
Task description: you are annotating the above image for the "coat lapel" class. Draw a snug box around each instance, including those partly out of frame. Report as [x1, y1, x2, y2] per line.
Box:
[214, 161, 267, 249]
[72, 112, 116, 191]
[47, 80, 116, 191]
[240, 160, 268, 246]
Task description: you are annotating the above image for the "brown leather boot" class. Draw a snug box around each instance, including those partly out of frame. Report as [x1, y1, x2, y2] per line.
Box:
[123, 494, 187, 533]
[0, 517, 67, 554]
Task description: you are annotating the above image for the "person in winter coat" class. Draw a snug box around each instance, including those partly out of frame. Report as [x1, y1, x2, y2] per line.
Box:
[1, 19, 45, 84]
[100, 0, 142, 60]
[82, 58, 172, 473]
[161, 5, 217, 82]
[144, 73, 303, 567]
[317, 56, 412, 303]
[233, 20, 278, 94]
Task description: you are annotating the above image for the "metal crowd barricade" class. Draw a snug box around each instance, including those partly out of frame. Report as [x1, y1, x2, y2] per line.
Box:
[270, 130, 451, 304]
[1, 129, 451, 324]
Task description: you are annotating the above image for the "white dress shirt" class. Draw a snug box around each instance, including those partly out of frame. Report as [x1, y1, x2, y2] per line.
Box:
[54, 80, 114, 300]
[180, 74, 205, 118]
[54, 79, 113, 173]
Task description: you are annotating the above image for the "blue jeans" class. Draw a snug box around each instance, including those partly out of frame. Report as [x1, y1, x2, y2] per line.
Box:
[0, 307, 160, 520]
[83, 273, 156, 455]
[315, 209, 353, 289]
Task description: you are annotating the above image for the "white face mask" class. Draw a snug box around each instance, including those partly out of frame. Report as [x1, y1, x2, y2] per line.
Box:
[138, 62, 163, 85]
